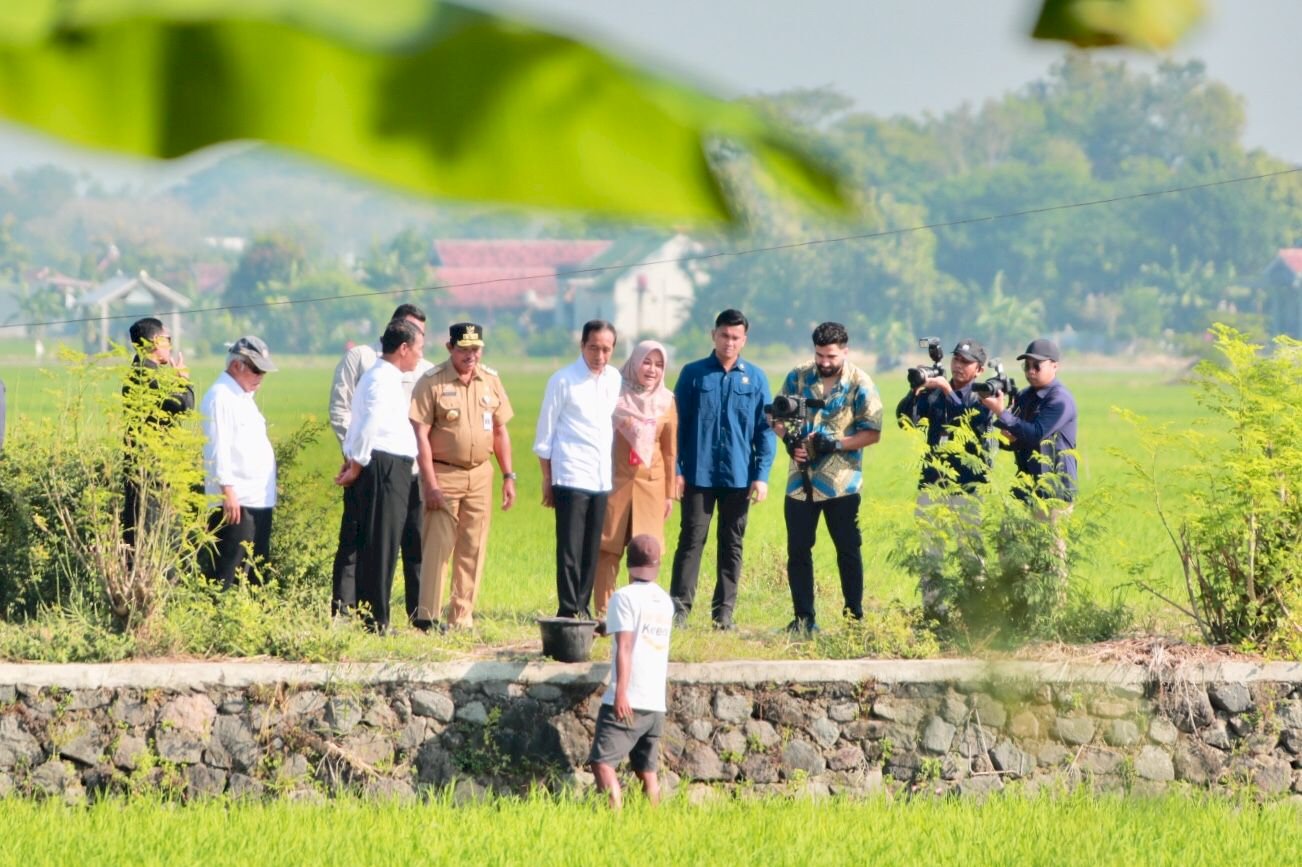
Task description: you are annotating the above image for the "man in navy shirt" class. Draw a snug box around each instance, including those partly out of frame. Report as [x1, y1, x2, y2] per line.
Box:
[669, 309, 776, 630]
[896, 338, 995, 492]
[899, 338, 996, 620]
[981, 338, 1078, 503]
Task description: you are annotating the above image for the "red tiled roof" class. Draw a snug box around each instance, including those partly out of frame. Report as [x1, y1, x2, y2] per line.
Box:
[1277, 249, 1302, 274]
[192, 263, 230, 294]
[434, 240, 611, 268]
[435, 267, 559, 308]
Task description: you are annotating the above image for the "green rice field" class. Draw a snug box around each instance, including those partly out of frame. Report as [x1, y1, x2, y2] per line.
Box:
[0, 347, 1215, 658]
[0, 791, 1296, 866]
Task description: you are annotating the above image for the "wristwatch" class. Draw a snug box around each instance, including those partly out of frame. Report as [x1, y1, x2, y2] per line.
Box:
[834, 440, 844, 452]
[503, 472, 518, 480]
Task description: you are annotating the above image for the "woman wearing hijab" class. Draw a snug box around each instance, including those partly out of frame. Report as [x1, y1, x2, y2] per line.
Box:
[593, 340, 677, 616]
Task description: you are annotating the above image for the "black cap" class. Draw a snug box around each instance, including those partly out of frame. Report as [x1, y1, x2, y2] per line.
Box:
[626, 534, 661, 581]
[1016, 338, 1060, 363]
[952, 339, 987, 365]
[449, 322, 484, 348]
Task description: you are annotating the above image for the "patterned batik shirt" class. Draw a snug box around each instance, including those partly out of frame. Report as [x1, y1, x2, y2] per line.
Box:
[779, 360, 883, 501]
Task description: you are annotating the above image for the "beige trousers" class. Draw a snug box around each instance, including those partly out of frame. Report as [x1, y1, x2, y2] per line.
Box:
[416, 461, 494, 627]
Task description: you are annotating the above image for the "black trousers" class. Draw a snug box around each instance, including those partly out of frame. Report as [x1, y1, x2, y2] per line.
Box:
[333, 473, 423, 620]
[784, 493, 864, 623]
[344, 450, 414, 632]
[553, 486, 607, 619]
[202, 505, 273, 589]
[669, 485, 751, 625]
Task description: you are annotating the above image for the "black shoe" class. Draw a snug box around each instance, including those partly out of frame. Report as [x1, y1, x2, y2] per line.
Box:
[672, 612, 690, 629]
[412, 618, 434, 633]
[711, 617, 736, 632]
[843, 607, 864, 621]
[786, 618, 819, 637]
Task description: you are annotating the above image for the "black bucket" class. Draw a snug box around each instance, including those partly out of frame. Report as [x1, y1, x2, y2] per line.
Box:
[537, 617, 598, 662]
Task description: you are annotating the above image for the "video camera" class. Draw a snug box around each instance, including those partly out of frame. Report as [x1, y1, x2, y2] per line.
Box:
[906, 337, 945, 389]
[764, 394, 825, 421]
[765, 394, 832, 499]
[971, 358, 1017, 399]
[764, 395, 827, 464]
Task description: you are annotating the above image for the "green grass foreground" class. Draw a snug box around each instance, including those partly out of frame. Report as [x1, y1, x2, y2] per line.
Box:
[0, 791, 1297, 866]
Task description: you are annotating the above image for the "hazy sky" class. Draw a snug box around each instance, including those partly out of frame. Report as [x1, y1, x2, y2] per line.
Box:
[1, 0, 1298, 183]
[489, 0, 1302, 159]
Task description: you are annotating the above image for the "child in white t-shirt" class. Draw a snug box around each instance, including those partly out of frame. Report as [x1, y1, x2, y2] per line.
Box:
[587, 534, 674, 809]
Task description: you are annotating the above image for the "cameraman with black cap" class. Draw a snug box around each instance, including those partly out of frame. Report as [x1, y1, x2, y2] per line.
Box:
[896, 338, 997, 620]
[895, 338, 996, 492]
[981, 338, 1078, 581]
[772, 322, 883, 635]
[980, 338, 1077, 504]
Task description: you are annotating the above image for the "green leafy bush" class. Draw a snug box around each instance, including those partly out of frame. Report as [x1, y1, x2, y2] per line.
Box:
[889, 402, 1115, 647]
[892, 484, 1110, 646]
[0, 348, 209, 628]
[1120, 325, 1301, 655]
[0, 352, 345, 661]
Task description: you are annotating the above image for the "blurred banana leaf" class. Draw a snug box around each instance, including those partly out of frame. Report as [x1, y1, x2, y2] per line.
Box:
[1032, 0, 1205, 49]
[0, 1, 847, 222]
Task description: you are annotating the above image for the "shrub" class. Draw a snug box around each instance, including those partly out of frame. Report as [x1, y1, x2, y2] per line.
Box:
[0, 353, 342, 661]
[0, 348, 209, 628]
[1119, 325, 1301, 655]
[890, 480, 1108, 647]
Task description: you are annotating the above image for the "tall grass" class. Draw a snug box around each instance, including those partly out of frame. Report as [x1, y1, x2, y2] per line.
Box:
[0, 790, 1295, 866]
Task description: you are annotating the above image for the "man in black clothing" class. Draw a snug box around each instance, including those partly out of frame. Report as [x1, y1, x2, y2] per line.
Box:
[121, 317, 194, 554]
[896, 338, 995, 619]
[895, 338, 995, 492]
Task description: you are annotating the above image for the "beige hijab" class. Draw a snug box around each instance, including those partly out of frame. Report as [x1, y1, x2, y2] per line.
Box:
[613, 340, 674, 466]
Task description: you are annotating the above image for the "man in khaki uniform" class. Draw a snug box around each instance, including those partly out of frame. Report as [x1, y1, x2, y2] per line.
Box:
[409, 323, 516, 630]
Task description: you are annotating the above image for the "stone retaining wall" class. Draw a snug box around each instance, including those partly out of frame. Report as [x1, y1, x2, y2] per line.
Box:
[2, 659, 1301, 802]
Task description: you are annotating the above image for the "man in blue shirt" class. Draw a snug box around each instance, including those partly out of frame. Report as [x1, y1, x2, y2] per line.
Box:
[981, 338, 1078, 503]
[899, 338, 996, 620]
[669, 309, 776, 630]
[896, 338, 995, 492]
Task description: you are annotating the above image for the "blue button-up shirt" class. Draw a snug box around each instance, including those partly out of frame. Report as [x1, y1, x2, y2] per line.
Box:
[674, 353, 775, 489]
[896, 382, 995, 491]
[996, 379, 1078, 502]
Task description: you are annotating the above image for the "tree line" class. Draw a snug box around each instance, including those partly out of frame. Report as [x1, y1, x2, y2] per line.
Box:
[1, 54, 1298, 357]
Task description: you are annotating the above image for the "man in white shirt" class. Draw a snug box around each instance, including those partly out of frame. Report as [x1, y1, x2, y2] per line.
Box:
[589, 534, 674, 809]
[328, 304, 432, 623]
[533, 320, 622, 619]
[201, 335, 278, 588]
[335, 320, 426, 632]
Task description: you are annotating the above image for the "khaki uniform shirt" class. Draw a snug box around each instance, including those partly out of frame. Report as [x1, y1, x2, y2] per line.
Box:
[409, 361, 514, 468]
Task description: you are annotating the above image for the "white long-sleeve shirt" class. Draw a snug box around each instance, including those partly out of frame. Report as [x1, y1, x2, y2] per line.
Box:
[328, 340, 431, 473]
[343, 359, 418, 465]
[533, 357, 622, 492]
[202, 372, 277, 508]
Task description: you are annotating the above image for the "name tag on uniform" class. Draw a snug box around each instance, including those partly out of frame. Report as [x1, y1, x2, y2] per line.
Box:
[483, 411, 493, 431]
[442, 387, 457, 396]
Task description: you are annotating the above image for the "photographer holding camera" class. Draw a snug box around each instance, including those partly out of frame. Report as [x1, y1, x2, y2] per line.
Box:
[979, 338, 1077, 504]
[895, 338, 997, 492]
[980, 338, 1078, 581]
[772, 322, 883, 635]
[896, 338, 1000, 621]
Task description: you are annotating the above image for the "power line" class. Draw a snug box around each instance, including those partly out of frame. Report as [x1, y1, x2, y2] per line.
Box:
[12, 166, 1299, 331]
